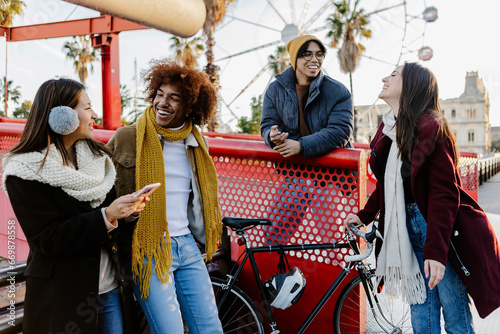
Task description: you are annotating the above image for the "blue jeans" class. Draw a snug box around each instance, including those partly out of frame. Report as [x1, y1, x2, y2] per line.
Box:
[132, 234, 223, 334]
[98, 287, 124, 334]
[405, 203, 475, 334]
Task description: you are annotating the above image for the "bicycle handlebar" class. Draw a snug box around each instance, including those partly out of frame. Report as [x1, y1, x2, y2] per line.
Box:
[344, 225, 378, 263]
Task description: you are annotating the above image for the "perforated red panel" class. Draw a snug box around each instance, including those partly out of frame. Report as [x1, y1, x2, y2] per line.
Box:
[458, 153, 478, 201]
[213, 155, 363, 266]
[0, 134, 21, 189]
[0, 135, 19, 155]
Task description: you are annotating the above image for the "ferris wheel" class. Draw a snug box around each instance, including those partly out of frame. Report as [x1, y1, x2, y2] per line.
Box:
[212, 0, 438, 129]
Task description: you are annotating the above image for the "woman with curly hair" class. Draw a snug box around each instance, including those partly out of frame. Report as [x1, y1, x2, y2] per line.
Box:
[107, 59, 223, 333]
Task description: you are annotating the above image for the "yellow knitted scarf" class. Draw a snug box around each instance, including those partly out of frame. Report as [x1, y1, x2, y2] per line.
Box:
[133, 105, 222, 299]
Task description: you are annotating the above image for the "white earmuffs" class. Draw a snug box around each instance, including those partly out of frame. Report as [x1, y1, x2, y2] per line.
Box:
[48, 80, 80, 135]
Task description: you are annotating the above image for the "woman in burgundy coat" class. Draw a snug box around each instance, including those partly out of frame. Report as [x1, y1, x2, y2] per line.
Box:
[345, 62, 500, 333]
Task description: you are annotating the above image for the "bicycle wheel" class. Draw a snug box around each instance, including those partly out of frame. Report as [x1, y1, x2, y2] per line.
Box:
[211, 277, 265, 334]
[333, 273, 413, 333]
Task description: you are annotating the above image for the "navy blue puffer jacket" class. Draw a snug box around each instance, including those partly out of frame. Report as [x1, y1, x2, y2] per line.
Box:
[260, 66, 353, 157]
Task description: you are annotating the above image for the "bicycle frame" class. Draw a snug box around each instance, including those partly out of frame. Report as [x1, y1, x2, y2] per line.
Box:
[217, 229, 362, 333]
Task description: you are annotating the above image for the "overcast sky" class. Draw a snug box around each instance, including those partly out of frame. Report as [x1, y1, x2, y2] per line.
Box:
[3, 0, 500, 128]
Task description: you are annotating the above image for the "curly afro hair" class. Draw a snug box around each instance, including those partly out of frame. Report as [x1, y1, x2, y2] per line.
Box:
[142, 58, 217, 126]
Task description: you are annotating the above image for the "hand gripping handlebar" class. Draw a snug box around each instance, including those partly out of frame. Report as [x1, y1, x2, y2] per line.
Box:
[344, 224, 380, 262]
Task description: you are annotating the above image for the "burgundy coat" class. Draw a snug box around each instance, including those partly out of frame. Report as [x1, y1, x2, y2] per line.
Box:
[357, 113, 500, 318]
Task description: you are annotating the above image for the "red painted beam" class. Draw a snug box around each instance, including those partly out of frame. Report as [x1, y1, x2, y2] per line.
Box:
[203, 132, 372, 151]
[0, 123, 25, 135]
[461, 151, 478, 158]
[204, 132, 263, 141]
[0, 117, 26, 124]
[91, 128, 117, 143]
[206, 137, 365, 170]
[2, 15, 147, 42]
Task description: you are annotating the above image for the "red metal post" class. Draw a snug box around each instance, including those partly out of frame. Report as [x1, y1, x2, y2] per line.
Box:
[94, 33, 121, 130]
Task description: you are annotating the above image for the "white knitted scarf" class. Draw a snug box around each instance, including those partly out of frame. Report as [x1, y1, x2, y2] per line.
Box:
[2, 141, 115, 208]
[375, 110, 426, 305]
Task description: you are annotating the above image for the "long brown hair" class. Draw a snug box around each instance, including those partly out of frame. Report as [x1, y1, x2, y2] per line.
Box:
[396, 62, 458, 163]
[8, 78, 110, 167]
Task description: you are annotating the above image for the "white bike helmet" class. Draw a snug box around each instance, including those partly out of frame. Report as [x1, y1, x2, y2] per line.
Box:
[265, 267, 306, 310]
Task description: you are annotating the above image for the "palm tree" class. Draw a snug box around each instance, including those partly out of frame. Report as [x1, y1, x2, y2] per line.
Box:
[268, 46, 291, 76]
[170, 36, 205, 68]
[202, 0, 234, 131]
[63, 36, 99, 86]
[0, 77, 21, 117]
[237, 94, 262, 134]
[326, 0, 371, 141]
[119, 84, 133, 125]
[120, 84, 133, 112]
[1, 0, 25, 117]
[0, 0, 25, 27]
[202, 0, 234, 84]
[13, 100, 31, 118]
[126, 96, 147, 124]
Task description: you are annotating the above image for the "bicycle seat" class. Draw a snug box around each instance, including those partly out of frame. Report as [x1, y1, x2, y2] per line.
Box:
[222, 217, 272, 229]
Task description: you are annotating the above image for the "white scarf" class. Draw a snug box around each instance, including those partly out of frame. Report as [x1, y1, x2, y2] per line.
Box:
[375, 110, 426, 305]
[2, 141, 116, 208]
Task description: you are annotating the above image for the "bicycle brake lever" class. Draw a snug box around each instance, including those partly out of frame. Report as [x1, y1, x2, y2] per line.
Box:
[365, 225, 377, 243]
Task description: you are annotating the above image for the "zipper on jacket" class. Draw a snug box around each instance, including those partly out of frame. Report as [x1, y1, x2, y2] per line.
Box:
[449, 238, 470, 276]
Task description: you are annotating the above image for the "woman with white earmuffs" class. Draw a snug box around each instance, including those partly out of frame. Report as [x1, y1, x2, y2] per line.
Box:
[2, 78, 147, 334]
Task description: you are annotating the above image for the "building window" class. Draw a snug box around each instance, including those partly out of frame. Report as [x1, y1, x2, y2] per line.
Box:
[466, 108, 477, 118]
[468, 131, 475, 143]
[452, 109, 456, 118]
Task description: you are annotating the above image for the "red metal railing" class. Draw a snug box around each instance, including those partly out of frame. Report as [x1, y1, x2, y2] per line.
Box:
[0, 117, 26, 124]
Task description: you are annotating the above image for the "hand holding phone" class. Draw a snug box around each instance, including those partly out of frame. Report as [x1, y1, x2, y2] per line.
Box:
[133, 183, 161, 200]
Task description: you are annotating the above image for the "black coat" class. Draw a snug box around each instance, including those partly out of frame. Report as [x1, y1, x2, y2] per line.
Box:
[5, 175, 139, 334]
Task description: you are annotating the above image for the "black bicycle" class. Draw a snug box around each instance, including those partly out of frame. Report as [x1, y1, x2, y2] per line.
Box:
[1, 219, 412, 334]
[210, 217, 413, 334]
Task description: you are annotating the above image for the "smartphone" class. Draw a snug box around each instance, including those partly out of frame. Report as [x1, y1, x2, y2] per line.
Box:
[133, 182, 161, 200]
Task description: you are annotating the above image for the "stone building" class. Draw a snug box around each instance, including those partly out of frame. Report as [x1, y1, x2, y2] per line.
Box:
[356, 71, 491, 156]
[490, 126, 500, 141]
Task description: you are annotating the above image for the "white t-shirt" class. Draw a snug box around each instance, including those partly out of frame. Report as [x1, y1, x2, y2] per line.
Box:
[162, 136, 193, 236]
